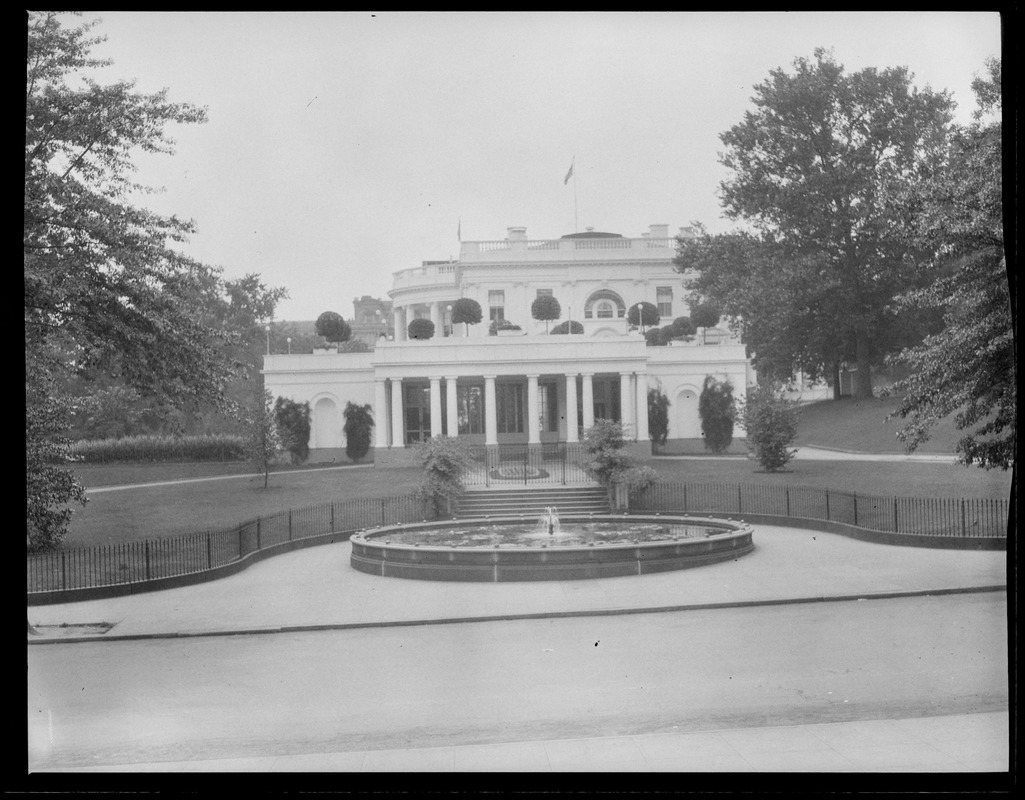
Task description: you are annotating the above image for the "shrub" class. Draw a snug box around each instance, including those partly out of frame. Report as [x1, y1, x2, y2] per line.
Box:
[581, 419, 658, 500]
[407, 318, 435, 340]
[740, 384, 799, 471]
[644, 326, 673, 346]
[245, 388, 282, 488]
[315, 311, 352, 344]
[342, 402, 374, 462]
[699, 375, 736, 453]
[412, 436, 475, 515]
[690, 303, 721, 329]
[489, 319, 522, 334]
[70, 434, 247, 463]
[451, 298, 483, 335]
[670, 316, 697, 339]
[550, 320, 584, 335]
[627, 301, 660, 328]
[648, 388, 670, 452]
[336, 339, 370, 353]
[273, 397, 311, 465]
[530, 294, 561, 333]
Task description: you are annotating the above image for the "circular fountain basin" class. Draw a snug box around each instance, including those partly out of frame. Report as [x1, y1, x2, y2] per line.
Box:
[349, 514, 754, 582]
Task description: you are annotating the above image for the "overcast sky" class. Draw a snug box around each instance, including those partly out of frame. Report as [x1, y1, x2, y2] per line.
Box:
[65, 11, 1002, 322]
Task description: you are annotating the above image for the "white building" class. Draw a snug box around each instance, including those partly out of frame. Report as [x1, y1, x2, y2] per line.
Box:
[263, 224, 752, 465]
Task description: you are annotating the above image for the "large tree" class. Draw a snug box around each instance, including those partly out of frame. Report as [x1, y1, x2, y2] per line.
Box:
[25, 13, 250, 546]
[887, 58, 1012, 469]
[682, 49, 953, 398]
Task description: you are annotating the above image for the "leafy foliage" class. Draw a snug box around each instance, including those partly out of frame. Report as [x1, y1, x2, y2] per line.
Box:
[887, 59, 1012, 469]
[740, 384, 799, 472]
[643, 327, 672, 346]
[530, 294, 561, 333]
[244, 389, 281, 488]
[627, 301, 660, 328]
[412, 436, 475, 515]
[25, 12, 267, 545]
[550, 320, 584, 335]
[407, 318, 435, 340]
[315, 311, 352, 344]
[648, 388, 670, 452]
[683, 49, 954, 398]
[689, 303, 720, 329]
[70, 434, 246, 463]
[670, 316, 697, 339]
[451, 298, 483, 335]
[698, 376, 736, 453]
[342, 402, 374, 462]
[273, 397, 311, 465]
[489, 319, 522, 334]
[582, 420, 658, 498]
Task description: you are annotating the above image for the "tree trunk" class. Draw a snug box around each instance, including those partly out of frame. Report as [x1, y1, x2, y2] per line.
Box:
[853, 330, 874, 399]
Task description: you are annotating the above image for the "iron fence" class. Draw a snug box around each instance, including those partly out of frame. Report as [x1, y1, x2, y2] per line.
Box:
[463, 443, 591, 486]
[633, 482, 1009, 539]
[27, 493, 433, 595]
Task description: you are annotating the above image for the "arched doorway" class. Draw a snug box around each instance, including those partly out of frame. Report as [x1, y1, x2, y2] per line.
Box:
[674, 388, 701, 439]
[312, 397, 340, 449]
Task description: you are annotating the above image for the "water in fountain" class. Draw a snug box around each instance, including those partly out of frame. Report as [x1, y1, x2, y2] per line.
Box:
[537, 506, 561, 536]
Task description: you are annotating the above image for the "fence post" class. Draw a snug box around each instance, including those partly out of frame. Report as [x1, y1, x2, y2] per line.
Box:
[288, 509, 293, 541]
[785, 486, 791, 517]
[256, 517, 262, 550]
[207, 532, 212, 569]
[61, 551, 66, 591]
[145, 541, 151, 581]
[961, 499, 966, 537]
[239, 524, 243, 558]
[737, 485, 742, 514]
[381, 498, 386, 526]
[853, 495, 858, 527]
[825, 490, 830, 521]
[331, 503, 335, 532]
[683, 484, 687, 512]
[893, 497, 899, 532]
[524, 447, 528, 486]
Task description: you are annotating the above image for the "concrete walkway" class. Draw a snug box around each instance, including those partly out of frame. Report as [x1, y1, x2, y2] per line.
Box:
[28, 522, 1009, 774]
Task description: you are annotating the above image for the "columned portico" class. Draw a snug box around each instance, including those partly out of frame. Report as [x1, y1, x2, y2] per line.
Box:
[619, 371, 634, 439]
[581, 373, 595, 431]
[390, 377, 404, 447]
[374, 379, 388, 448]
[565, 373, 579, 442]
[634, 370, 649, 441]
[429, 377, 443, 437]
[445, 376, 458, 436]
[526, 374, 540, 444]
[484, 375, 498, 445]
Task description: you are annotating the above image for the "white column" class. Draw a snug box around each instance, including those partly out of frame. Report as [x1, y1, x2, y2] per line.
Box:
[374, 379, 388, 448]
[484, 375, 498, 445]
[390, 378, 404, 448]
[445, 376, 458, 436]
[527, 374, 540, 444]
[565, 373, 579, 443]
[429, 377, 442, 437]
[393, 307, 405, 341]
[635, 371, 649, 441]
[619, 372, 633, 439]
[581, 372, 595, 431]
[430, 302, 442, 337]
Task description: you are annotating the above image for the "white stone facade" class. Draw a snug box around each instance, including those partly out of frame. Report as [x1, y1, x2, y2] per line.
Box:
[262, 225, 752, 462]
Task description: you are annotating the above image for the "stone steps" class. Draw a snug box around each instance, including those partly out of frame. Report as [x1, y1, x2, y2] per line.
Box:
[457, 486, 610, 517]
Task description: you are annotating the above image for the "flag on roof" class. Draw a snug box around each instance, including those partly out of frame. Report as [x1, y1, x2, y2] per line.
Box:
[564, 160, 574, 185]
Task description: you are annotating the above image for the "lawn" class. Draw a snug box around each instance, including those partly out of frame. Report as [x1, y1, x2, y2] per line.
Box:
[794, 395, 968, 454]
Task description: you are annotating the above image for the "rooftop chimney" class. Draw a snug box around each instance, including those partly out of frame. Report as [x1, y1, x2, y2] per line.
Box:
[506, 226, 527, 241]
[648, 224, 669, 238]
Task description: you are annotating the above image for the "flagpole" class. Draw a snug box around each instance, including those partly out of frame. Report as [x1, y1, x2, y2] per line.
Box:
[573, 161, 578, 233]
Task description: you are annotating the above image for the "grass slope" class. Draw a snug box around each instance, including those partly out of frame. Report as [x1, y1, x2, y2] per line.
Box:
[794, 395, 966, 454]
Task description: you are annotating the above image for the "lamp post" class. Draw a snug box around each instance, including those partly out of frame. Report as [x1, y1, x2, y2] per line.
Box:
[635, 303, 645, 335]
[265, 325, 271, 355]
[287, 336, 292, 355]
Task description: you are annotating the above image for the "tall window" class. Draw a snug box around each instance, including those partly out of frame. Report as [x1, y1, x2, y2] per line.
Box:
[496, 383, 523, 433]
[596, 300, 615, 319]
[656, 287, 673, 318]
[457, 384, 483, 434]
[489, 290, 505, 323]
[403, 384, 431, 444]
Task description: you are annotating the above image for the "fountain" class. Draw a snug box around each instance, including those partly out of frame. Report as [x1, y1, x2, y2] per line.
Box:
[349, 511, 755, 582]
[538, 506, 560, 536]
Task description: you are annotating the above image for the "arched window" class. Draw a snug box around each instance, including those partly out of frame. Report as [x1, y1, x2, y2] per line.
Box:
[584, 290, 625, 319]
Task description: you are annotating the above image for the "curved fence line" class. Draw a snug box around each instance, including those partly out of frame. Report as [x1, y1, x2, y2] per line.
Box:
[27, 494, 434, 596]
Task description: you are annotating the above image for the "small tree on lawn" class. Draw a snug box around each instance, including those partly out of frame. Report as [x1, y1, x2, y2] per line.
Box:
[412, 436, 475, 516]
[342, 402, 374, 462]
[407, 318, 435, 340]
[315, 311, 352, 345]
[648, 387, 670, 453]
[531, 294, 561, 333]
[699, 375, 736, 453]
[550, 320, 583, 335]
[627, 301, 660, 329]
[582, 419, 658, 507]
[273, 397, 311, 465]
[740, 384, 799, 472]
[451, 298, 483, 336]
[245, 388, 282, 488]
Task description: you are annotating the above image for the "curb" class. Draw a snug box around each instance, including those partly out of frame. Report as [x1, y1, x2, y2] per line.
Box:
[27, 584, 1007, 645]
